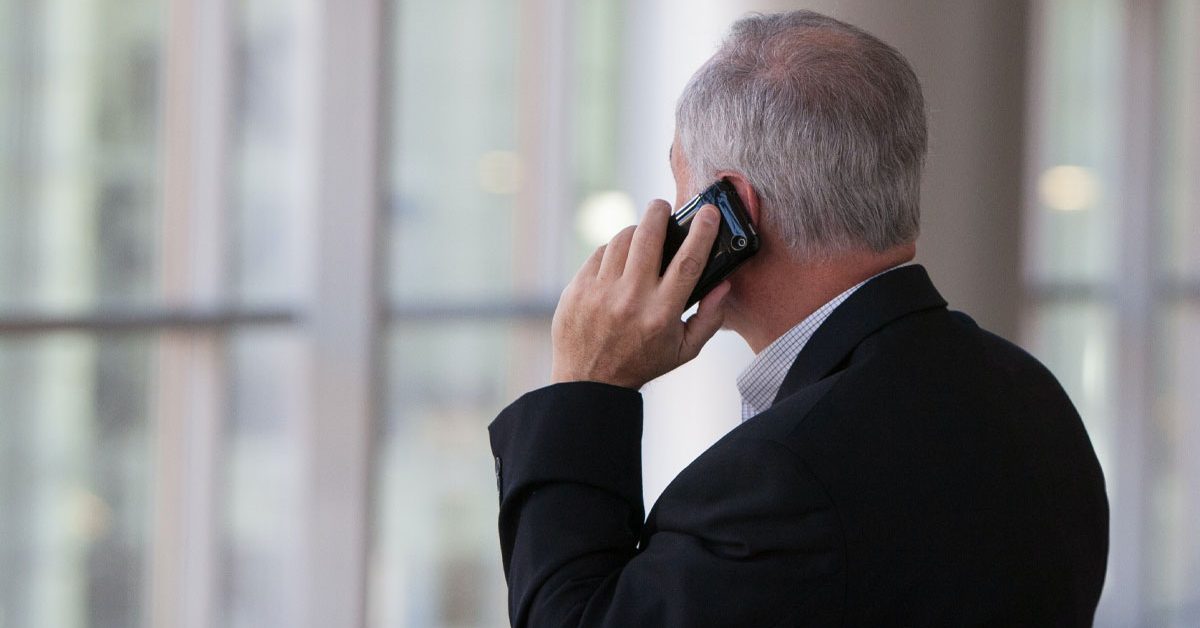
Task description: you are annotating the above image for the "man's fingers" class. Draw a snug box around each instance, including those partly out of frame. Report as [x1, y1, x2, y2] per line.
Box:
[625, 200, 671, 278]
[661, 204, 720, 310]
[598, 225, 636, 279]
[681, 280, 730, 361]
[576, 243, 606, 281]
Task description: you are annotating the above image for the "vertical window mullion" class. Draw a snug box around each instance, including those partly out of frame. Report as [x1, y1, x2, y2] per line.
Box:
[153, 0, 232, 626]
[300, 0, 384, 627]
[1103, 0, 1164, 622]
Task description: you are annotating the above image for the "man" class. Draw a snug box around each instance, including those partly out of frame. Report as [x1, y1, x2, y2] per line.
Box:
[489, 10, 1108, 627]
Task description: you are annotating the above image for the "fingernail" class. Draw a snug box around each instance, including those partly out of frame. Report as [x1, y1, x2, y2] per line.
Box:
[700, 205, 719, 226]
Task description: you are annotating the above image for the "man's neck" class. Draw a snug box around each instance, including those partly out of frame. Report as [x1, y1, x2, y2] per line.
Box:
[727, 244, 916, 354]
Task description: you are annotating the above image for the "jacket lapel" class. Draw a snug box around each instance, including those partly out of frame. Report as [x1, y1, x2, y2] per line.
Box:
[771, 265, 948, 406]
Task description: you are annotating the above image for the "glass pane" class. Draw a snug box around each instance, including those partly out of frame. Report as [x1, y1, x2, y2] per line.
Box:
[370, 321, 551, 628]
[0, 333, 155, 628]
[1025, 302, 1117, 491]
[220, 328, 305, 628]
[386, 0, 521, 303]
[0, 0, 164, 313]
[229, 0, 305, 307]
[1148, 302, 1200, 625]
[1160, 0, 1200, 282]
[568, 0, 629, 269]
[386, 0, 625, 304]
[376, 3, 626, 622]
[1028, 0, 1122, 283]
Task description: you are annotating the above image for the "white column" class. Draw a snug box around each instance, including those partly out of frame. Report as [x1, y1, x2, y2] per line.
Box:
[299, 0, 383, 626]
[616, 0, 759, 508]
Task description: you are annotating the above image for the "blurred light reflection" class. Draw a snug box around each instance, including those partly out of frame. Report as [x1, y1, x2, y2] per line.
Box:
[1038, 164, 1100, 212]
[576, 190, 636, 248]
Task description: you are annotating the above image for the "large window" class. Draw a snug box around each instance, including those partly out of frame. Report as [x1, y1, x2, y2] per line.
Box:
[1025, 0, 1200, 625]
[1, 0, 625, 627]
[1, 0, 311, 626]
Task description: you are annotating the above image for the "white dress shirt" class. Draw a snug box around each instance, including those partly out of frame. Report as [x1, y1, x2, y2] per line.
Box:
[736, 266, 905, 421]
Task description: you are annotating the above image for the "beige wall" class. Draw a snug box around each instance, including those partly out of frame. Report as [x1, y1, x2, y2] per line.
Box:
[761, 0, 1031, 339]
[620, 0, 1031, 503]
[624, 0, 1031, 338]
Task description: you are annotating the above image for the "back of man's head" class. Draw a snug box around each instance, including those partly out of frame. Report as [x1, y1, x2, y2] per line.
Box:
[676, 10, 927, 260]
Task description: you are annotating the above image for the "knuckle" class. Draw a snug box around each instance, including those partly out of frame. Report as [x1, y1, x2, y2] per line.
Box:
[559, 282, 577, 302]
[677, 255, 704, 278]
[608, 229, 628, 248]
[647, 309, 673, 329]
[612, 294, 638, 319]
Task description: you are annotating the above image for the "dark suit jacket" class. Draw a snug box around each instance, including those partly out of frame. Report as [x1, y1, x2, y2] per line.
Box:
[489, 265, 1108, 627]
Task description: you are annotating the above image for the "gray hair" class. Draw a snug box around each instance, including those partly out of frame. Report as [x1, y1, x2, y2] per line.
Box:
[675, 10, 927, 257]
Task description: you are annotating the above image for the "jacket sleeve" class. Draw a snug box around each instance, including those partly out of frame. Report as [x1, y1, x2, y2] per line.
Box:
[488, 382, 844, 627]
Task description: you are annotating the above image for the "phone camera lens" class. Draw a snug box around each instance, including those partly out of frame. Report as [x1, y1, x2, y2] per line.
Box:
[732, 236, 747, 251]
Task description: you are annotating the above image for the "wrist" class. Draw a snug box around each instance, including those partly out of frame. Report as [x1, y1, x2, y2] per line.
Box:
[550, 363, 643, 390]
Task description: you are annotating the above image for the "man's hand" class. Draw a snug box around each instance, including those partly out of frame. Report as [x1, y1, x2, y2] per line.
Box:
[550, 199, 731, 390]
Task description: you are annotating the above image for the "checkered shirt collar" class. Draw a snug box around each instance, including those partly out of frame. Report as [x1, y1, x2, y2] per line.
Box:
[735, 266, 905, 421]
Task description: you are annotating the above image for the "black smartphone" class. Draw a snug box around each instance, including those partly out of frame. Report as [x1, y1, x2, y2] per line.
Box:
[659, 178, 760, 308]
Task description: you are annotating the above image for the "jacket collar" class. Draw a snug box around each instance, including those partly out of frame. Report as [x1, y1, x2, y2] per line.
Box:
[770, 264, 947, 406]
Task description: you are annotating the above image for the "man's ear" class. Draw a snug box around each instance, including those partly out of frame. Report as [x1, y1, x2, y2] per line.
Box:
[715, 171, 762, 227]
